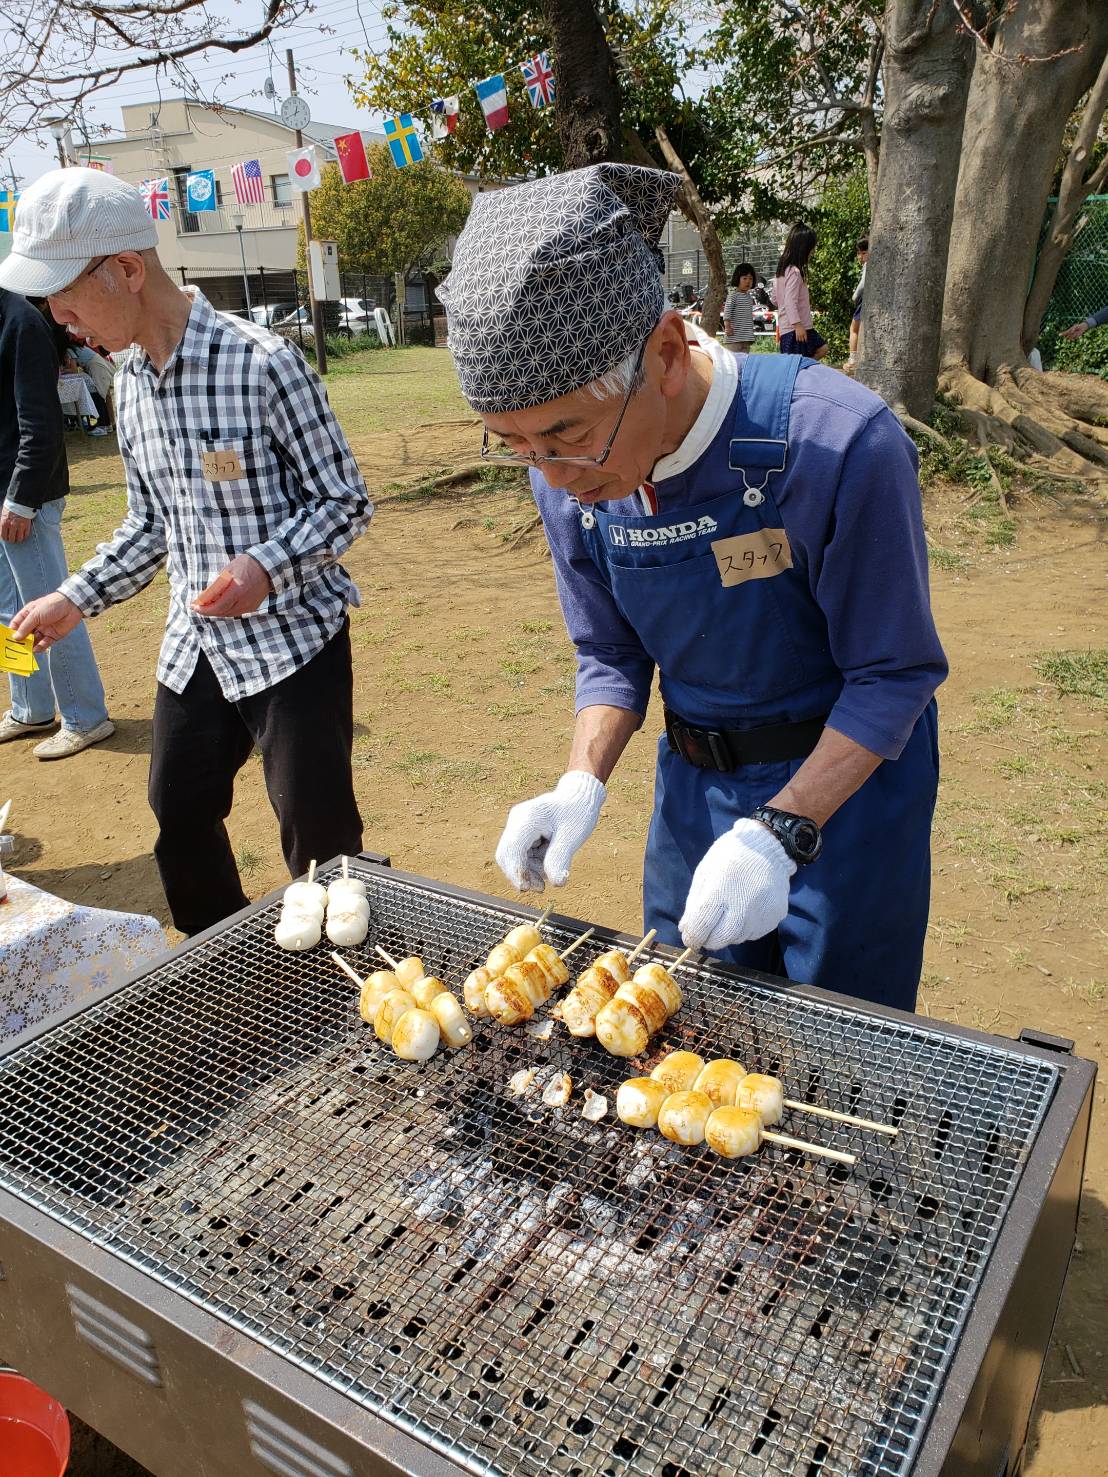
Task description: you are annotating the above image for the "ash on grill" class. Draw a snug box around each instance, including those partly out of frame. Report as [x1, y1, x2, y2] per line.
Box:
[0, 867, 1060, 1477]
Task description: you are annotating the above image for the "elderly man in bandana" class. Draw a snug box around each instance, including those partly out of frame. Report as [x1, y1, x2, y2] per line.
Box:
[438, 165, 946, 1011]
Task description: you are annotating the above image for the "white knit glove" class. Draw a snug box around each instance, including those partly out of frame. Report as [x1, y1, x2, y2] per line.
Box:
[678, 818, 797, 951]
[495, 771, 606, 892]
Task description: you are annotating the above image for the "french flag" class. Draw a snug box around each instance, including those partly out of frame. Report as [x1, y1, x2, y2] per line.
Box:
[475, 73, 509, 132]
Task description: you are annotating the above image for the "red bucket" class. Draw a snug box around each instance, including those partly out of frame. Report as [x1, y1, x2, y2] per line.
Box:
[0, 1373, 70, 1477]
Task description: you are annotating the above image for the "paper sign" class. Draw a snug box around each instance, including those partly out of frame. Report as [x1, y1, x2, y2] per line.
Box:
[0, 624, 39, 676]
[202, 449, 245, 481]
[710, 528, 793, 587]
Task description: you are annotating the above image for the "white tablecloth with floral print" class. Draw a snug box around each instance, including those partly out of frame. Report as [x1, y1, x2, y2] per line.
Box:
[0, 874, 165, 1039]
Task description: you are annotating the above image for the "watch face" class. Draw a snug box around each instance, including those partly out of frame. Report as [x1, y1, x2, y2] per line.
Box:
[790, 819, 822, 861]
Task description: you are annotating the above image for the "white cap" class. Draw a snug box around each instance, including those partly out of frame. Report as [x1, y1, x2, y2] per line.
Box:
[0, 167, 159, 297]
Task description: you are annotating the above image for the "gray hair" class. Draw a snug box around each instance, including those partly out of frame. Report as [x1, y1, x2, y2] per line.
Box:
[583, 307, 670, 401]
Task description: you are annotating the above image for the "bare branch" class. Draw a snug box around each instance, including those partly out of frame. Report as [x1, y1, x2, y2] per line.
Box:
[1, 0, 308, 149]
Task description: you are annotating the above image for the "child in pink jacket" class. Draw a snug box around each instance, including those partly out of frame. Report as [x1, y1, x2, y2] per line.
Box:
[774, 222, 828, 360]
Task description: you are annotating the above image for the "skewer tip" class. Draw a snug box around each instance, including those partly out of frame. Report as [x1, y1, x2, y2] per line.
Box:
[626, 928, 657, 963]
[671, 946, 698, 970]
[559, 926, 596, 960]
[331, 950, 365, 987]
[374, 942, 399, 969]
[307, 858, 317, 884]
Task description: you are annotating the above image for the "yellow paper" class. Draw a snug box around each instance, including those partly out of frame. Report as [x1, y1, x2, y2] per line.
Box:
[0, 625, 39, 676]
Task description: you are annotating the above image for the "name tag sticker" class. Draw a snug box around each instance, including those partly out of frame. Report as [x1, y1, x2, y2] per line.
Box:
[711, 527, 793, 587]
[0, 624, 39, 677]
[202, 449, 245, 481]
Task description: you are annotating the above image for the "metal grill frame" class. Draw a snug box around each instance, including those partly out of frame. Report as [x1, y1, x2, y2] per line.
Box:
[0, 853, 1095, 1477]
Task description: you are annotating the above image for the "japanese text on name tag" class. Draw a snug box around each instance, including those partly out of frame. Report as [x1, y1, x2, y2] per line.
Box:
[711, 528, 793, 587]
[202, 449, 245, 481]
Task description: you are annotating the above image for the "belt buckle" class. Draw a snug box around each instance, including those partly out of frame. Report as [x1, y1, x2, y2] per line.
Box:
[681, 726, 731, 772]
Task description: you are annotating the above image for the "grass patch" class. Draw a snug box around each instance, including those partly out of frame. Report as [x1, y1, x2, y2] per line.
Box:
[1033, 649, 1108, 703]
[927, 543, 968, 571]
[952, 686, 1024, 735]
[392, 748, 491, 795]
[236, 845, 263, 876]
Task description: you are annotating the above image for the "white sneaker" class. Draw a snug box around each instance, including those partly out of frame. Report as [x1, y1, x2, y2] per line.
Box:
[0, 711, 55, 743]
[33, 719, 116, 760]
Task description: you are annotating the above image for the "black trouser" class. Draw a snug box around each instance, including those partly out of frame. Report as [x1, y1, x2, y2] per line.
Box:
[149, 621, 363, 935]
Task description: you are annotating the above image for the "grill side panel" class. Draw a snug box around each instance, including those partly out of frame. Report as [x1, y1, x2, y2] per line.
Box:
[0, 1208, 466, 1477]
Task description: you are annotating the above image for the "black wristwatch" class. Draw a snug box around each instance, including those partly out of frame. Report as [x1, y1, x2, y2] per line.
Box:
[750, 805, 823, 865]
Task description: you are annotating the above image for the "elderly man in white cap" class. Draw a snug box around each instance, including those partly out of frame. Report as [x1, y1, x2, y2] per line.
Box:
[440, 164, 946, 1013]
[5, 168, 374, 936]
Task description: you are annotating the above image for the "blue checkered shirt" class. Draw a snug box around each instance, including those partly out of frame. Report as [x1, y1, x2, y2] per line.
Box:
[59, 291, 373, 700]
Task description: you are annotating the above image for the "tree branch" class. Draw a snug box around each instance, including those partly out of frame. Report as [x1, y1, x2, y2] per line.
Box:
[1022, 42, 1108, 347]
[1, 0, 306, 146]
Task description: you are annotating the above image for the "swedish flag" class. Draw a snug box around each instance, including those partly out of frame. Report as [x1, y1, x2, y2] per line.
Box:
[0, 190, 18, 233]
[384, 115, 424, 170]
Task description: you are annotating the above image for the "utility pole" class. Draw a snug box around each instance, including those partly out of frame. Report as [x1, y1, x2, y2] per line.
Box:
[286, 49, 327, 375]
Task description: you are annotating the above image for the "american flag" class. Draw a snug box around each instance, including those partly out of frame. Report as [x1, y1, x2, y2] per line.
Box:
[231, 158, 265, 205]
[139, 177, 171, 221]
[521, 52, 556, 110]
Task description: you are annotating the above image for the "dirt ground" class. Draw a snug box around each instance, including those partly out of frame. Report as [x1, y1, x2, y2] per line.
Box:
[3, 351, 1105, 1473]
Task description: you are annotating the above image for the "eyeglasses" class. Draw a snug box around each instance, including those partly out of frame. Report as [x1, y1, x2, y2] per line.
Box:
[52, 255, 110, 299]
[480, 339, 648, 469]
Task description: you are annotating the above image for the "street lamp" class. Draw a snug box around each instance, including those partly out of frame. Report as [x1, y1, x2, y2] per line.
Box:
[44, 117, 70, 167]
[230, 208, 253, 317]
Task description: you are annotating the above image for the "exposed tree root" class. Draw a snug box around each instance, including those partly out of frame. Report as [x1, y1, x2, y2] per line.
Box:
[939, 364, 1108, 481]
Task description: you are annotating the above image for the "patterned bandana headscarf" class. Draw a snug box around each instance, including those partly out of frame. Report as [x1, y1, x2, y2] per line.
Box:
[438, 163, 681, 414]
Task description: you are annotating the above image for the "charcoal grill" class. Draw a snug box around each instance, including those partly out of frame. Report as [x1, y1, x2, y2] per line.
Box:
[0, 855, 1093, 1477]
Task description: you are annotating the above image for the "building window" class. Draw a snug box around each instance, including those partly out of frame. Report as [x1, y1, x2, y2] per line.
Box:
[172, 166, 200, 233]
[272, 174, 292, 207]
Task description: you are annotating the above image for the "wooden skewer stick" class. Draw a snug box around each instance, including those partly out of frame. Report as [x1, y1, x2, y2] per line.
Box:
[671, 946, 698, 971]
[331, 951, 365, 988]
[535, 905, 552, 930]
[342, 855, 349, 881]
[762, 1129, 856, 1166]
[783, 1099, 899, 1137]
[625, 929, 657, 965]
[559, 927, 595, 960]
[374, 943, 400, 969]
[307, 858, 317, 884]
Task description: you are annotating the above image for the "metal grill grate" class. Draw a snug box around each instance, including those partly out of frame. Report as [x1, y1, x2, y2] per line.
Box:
[0, 866, 1057, 1477]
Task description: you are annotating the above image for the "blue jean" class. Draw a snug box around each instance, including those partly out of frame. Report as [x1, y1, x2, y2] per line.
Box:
[0, 498, 109, 731]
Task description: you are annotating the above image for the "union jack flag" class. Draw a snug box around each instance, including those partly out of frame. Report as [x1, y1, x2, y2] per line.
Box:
[231, 158, 265, 205]
[139, 177, 171, 221]
[521, 52, 556, 110]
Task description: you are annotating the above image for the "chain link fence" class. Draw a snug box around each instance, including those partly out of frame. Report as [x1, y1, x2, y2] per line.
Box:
[660, 238, 782, 304]
[1039, 194, 1108, 332]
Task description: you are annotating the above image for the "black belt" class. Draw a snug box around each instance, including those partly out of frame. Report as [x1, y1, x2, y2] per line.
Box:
[664, 707, 828, 770]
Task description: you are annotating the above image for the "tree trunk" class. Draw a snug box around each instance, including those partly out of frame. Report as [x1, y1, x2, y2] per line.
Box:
[858, 0, 974, 419]
[941, 2, 1108, 382]
[1022, 43, 1108, 350]
[653, 124, 727, 338]
[542, 0, 623, 167]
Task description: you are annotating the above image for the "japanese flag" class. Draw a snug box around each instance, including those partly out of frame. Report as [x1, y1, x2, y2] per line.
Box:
[287, 146, 320, 192]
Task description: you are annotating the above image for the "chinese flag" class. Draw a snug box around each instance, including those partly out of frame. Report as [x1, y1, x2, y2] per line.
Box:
[335, 131, 371, 184]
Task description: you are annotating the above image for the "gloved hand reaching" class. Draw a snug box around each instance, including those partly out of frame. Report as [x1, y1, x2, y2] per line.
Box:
[495, 771, 606, 892]
[678, 818, 796, 951]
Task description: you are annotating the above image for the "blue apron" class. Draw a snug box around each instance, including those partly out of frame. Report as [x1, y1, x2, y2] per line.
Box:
[578, 354, 938, 1012]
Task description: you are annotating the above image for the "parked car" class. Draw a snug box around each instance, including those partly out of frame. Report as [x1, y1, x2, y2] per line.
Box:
[335, 296, 378, 337]
[273, 302, 386, 344]
[246, 302, 297, 329]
